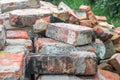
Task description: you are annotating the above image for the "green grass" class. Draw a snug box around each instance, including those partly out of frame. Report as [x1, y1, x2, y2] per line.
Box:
[45, 0, 120, 27]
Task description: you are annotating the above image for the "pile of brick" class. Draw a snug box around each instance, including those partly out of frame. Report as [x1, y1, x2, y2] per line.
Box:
[0, 0, 120, 80]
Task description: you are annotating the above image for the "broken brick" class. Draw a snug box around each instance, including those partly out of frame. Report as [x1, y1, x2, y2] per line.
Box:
[80, 20, 92, 27]
[97, 69, 120, 80]
[9, 8, 52, 27]
[109, 53, 120, 74]
[33, 17, 50, 34]
[93, 26, 113, 42]
[79, 5, 91, 12]
[0, 0, 40, 13]
[46, 23, 94, 46]
[87, 11, 98, 25]
[95, 16, 107, 22]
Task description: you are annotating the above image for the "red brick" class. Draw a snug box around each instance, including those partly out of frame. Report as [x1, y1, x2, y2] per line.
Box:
[111, 32, 120, 44]
[95, 16, 107, 21]
[97, 69, 120, 80]
[93, 26, 113, 42]
[98, 63, 114, 71]
[80, 20, 92, 27]
[33, 16, 50, 34]
[6, 39, 33, 52]
[0, 52, 25, 80]
[114, 44, 120, 52]
[0, 0, 40, 13]
[34, 38, 75, 54]
[87, 11, 98, 25]
[58, 2, 79, 20]
[109, 53, 120, 74]
[46, 23, 94, 46]
[26, 51, 97, 75]
[7, 30, 28, 39]
[9, 8, 52, 27]
[114, 27, 120, 35]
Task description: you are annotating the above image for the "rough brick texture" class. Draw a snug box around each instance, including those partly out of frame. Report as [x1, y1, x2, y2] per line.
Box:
[109, 53, 120, 74]
[46, 23, 94, 46]
[3, 45, 29, 54]
[0, 0, 40, 13]
[33, 17, 50, 34]
[26, 51, 97, 75]
[0, 52, 25, 80]
[34, 38, 75, 54]
[9, 8, 52, 27]
[7, 30, 28, 39]
[6, 39, 33, 52]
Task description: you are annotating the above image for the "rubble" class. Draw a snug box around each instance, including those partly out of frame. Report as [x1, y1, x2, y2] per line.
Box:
[9, 8, 52, 27]
[0, 1, 120, 80]
[0, 0, 40, 13]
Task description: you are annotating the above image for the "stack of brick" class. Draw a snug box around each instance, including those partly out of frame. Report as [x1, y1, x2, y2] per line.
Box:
[0, 0, 120, 80]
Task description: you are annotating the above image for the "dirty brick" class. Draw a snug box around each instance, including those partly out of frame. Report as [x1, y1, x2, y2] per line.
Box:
[0, 25, 6, 50]
[46, 23, 94, 46]
[7, 30, 28, 39]
[0, 52, 25, 80]
[93, 26, 113, 42]
[3, 45, 29, 54]
[0, 0, 40, 13]
[80, 20, 92, 27]
[95, 16, 107, 22]
[34, 38, 75, 54]
[97, 69, 120, 80]
[26, 51, 97, 75]
[6, 39, 33, 52]
[9, 8, 52, 27]
[93, 39, 115, 59]
[109, 53, 120, 74]
[33, 17, 50, 34]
